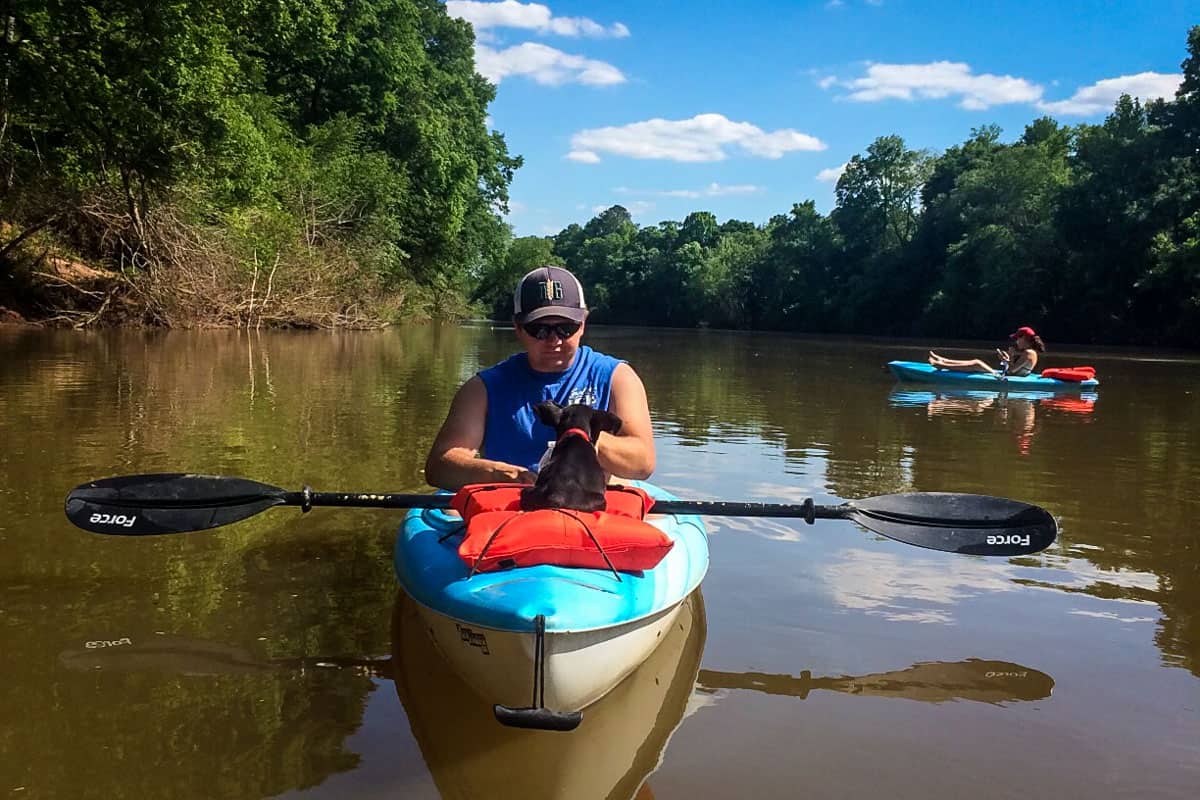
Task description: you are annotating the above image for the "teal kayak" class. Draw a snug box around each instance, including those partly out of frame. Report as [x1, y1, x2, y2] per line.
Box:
[888, 360, 1099, 390]
[394, 481, 709, 724]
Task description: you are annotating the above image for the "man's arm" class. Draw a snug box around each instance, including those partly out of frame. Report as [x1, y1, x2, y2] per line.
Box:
[424, 376, 537, 491]
[596, 363, 656, 480]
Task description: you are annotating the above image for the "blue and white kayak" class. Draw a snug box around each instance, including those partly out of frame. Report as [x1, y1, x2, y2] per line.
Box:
[394, 481, 709, 718]
[888, 360, 1100, 389]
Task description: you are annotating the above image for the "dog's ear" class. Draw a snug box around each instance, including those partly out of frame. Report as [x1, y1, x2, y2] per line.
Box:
[533, 400, 563, 429]
[589, 409, 622, 438]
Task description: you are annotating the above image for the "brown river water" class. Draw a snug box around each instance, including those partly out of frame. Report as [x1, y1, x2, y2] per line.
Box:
[1, 324, 1198, 799]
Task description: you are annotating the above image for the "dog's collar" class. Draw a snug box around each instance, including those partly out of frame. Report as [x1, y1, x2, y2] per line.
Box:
[558, 427, 591, 444]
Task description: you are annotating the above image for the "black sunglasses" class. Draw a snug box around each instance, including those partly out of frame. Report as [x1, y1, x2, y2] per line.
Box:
[521, 320, 581, 340]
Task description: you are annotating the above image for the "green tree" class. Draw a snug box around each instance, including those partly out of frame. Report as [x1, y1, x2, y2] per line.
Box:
[752, 202, 838, 330]
[830, 135, 932, 331]
[1, 0, 248, 254]
[241, 0, 520, 282]
[474, 235, 560, 319]
[697, 224, 768, 328]
[925, 127, 1071, 337]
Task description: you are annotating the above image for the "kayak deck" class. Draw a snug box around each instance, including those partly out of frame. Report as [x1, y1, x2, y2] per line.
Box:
[888, 360, 1099, 389]
[394, 481, 709, 634]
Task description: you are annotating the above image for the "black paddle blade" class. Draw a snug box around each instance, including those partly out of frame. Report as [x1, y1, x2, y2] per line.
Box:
[65, 473, 288, 535]
[493, 704, 583, 731]
[844, 492, 1057, 556]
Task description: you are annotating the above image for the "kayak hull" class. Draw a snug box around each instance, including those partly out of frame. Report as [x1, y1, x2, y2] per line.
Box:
[888, 360, 1099, 390]
[413, 599, 685, 711]
[395, 481, 709, 713]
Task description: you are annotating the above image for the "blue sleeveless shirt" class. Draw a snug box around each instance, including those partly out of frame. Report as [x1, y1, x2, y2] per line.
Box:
[478, 345, 622, 471]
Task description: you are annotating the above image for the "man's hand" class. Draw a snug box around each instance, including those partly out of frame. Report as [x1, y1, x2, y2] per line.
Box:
[495, 463, 538, 484]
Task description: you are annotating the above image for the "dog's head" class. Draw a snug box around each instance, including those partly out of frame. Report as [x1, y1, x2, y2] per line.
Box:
[534, 401, 622, 443]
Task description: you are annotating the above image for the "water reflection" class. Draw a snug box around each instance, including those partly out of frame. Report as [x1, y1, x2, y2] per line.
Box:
[41, 637, 374, 798]
[55, 590, 708, 800]
[887, 388, 1097, 456]
[698, 658, 1054, 705]
[822, 548, 1025, 624]
[58, 636, 391, 678]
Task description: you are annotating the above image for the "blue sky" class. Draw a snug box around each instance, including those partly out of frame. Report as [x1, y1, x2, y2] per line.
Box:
[445, 0, 1195, 237]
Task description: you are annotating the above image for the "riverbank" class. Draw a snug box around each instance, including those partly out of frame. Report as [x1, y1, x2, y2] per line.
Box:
[0, 230, 436, 330]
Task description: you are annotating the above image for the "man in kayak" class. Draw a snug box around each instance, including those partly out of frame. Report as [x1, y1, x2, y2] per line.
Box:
[928, 326, 1045, 376]
[424, 266, 656, 491]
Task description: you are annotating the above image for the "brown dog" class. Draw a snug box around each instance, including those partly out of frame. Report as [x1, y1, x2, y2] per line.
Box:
[519, 401, 622, 512]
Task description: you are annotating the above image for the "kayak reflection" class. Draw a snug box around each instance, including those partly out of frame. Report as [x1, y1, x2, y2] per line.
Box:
[888, 387, 1098, 416]
[698, 658, 1053, 705]
[58, 590, 706, 800]
[392, 588, 707, 800]
[888, 387, 1097, 455]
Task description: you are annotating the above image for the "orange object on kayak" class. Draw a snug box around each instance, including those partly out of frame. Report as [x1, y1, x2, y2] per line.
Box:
[1040, 366, 1097, 382]
[450, 483, 655, 520]
[449, 483, 670, 573]
[458, 508, 674, 573]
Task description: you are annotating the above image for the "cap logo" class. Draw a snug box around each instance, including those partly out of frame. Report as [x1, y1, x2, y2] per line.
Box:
[539, 280, 563, 301]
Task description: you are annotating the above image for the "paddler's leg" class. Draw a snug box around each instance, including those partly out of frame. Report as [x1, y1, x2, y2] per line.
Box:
[927, 352, 998, 374]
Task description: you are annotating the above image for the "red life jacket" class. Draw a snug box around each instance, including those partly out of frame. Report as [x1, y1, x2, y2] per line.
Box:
[449, 483, 673, 574]
[1040, 366, 1096, 382]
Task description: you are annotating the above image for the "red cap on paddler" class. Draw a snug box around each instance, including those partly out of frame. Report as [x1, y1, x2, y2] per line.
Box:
[1010, 326, 1037, 339]
[513, 266, 587, 323]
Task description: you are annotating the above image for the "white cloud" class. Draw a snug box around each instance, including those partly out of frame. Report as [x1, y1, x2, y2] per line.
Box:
[446, 1, 630, 38]
[566, 149, 602, 163]
[1069, 609, 1157, 623]
[617, 182, 763, 198]
[823, 549, 1020, 624]
[592, 200, 655, 216]
[816, 163, 847, 183]
[826, 61, 1043, 110]
[476, 42, 625, 86]
[1035, 71, 1181, 116]
[568, 113, 826, 163]
[706, 516, 807, 542]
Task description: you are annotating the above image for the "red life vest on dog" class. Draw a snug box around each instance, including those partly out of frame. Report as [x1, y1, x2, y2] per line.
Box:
[449, 484, 673, 574]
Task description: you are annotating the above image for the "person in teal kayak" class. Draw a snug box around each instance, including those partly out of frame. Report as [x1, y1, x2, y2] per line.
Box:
[424, 265, 656, 491]
[928, 326, 1045, 376]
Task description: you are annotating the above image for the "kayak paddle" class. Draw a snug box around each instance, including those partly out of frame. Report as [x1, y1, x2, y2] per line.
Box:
[65, 473, 1057, 556]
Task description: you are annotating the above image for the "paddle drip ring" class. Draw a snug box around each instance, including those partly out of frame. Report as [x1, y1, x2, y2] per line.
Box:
[300, 486, 313, 513]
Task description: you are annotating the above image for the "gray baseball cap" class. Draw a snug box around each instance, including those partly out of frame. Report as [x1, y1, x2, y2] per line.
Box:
[513, 266, 588, 323]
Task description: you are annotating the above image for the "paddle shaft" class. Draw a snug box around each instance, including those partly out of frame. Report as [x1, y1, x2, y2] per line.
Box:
[261, 494, 1002, 531]
[142, 490, 843, 522]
